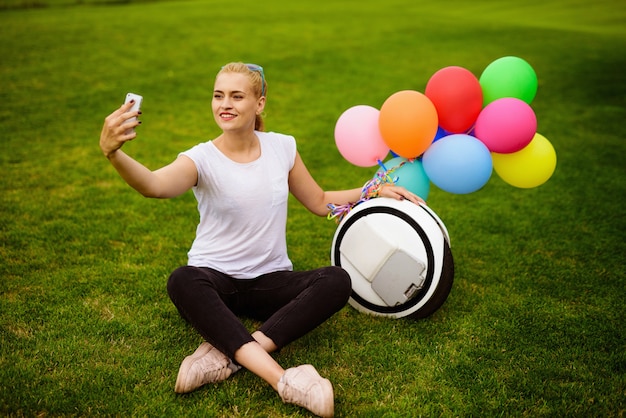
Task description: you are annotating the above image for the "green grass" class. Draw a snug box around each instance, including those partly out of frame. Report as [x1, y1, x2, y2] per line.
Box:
[1, 0, 625, 416]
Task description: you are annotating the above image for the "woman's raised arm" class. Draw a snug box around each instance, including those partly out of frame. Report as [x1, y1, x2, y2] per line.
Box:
[100, 101, 198, 199]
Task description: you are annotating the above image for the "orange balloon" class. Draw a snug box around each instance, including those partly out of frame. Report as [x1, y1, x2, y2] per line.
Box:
[379, 90, 439, 158]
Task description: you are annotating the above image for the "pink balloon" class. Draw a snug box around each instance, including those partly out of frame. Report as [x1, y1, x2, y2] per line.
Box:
[335, 105, 390, 167]
[474, 98, 537, 153]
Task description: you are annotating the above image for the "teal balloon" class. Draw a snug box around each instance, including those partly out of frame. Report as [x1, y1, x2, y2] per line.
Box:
[375, 157, 430, 200]
[479, 56, 538, 106]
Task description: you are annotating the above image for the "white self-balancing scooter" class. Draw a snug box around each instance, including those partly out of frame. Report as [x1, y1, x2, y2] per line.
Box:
[330, 198, 454, 319]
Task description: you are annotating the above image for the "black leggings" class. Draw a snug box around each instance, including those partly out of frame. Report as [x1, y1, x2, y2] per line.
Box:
[167, 266, 352, 360]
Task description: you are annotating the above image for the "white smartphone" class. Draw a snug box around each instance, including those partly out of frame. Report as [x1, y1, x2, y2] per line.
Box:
[123, 92, 143, 134]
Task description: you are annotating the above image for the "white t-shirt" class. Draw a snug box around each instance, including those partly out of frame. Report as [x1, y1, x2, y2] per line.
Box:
[180, 131, 297, 279]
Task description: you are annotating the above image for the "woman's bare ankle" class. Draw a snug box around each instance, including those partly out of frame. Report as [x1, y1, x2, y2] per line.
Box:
[252, 331, 278, 353]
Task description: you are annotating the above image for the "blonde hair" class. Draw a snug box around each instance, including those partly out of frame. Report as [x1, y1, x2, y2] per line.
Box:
[217, 62, 267, 131]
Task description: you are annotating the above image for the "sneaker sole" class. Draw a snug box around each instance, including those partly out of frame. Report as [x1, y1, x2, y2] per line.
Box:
[175, 342, 213, 393]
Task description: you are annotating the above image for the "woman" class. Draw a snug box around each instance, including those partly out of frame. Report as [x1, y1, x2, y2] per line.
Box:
[99, 62, 421, 417]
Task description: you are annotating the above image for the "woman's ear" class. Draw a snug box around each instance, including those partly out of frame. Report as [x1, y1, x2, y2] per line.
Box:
[257, 96, 266, 114]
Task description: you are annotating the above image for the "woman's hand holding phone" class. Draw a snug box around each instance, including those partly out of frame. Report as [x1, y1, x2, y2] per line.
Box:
[123, 93, 143, 135]
[99, 93, 143, 158]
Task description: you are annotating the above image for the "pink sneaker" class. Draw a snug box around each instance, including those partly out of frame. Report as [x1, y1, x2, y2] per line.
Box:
[175, 342, 241, 393]
[278, 364, 334, 417]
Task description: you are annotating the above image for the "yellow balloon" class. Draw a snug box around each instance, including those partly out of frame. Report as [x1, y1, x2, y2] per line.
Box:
[492, 133, 557, 188]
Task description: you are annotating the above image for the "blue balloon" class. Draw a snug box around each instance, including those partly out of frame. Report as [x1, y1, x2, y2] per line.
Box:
[422, 134, 492, 194]
[375, 156, 430, 200]
[432, 126, 449, 143]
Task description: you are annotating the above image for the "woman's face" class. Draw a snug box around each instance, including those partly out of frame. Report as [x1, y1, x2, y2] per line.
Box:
[212, 72, 265, 133]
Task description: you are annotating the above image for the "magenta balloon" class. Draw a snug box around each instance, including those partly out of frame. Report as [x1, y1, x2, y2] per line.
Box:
[334, 105, 390, 167]
[474, 98, 537, 153]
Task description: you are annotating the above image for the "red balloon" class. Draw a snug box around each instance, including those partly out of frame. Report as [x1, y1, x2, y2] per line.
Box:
[425, 66, 483, 134]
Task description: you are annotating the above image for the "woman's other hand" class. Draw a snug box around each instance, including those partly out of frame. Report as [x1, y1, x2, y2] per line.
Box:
[379, 184, 426, 205]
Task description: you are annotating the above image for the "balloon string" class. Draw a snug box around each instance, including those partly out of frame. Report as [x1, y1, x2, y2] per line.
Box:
[327, 160, 408, 224]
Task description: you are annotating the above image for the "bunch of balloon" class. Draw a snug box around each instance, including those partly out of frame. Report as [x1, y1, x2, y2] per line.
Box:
[333, 56, 557, 198]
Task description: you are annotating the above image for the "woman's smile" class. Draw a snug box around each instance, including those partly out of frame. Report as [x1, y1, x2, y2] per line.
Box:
[219, 112, 237, 121]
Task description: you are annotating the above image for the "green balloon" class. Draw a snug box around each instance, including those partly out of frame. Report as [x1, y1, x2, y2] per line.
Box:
[479, 56, 538, 106]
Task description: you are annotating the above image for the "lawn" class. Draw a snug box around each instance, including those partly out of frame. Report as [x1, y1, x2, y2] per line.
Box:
[1, 0, 625, 416]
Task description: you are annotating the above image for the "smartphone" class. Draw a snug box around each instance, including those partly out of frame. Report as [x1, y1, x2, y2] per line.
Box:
[123, 92, 143, 134]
